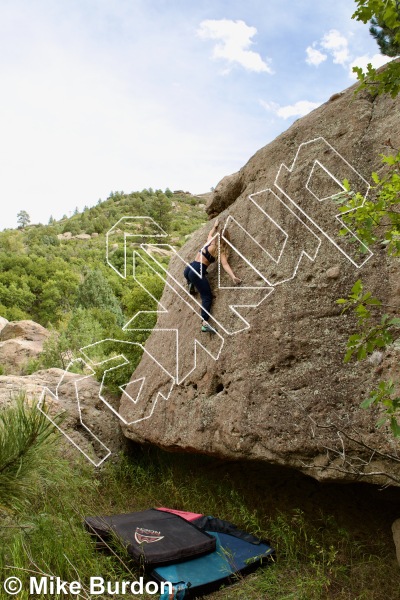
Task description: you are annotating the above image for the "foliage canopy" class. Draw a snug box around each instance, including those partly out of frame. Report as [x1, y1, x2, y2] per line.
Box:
[352, 0, 400, 96]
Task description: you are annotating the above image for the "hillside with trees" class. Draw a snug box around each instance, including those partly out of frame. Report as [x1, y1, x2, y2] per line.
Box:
[0, 189, 207, 387]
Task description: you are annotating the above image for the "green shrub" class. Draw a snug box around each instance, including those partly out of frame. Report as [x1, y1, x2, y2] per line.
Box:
[0, 397, 63, 512]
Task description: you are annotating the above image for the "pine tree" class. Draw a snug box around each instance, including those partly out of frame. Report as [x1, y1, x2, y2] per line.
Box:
[352, 0, 400, 96]
[0, 398, 60, 512]
[369, 7, 400, 56]
[16, 210, 31, 228]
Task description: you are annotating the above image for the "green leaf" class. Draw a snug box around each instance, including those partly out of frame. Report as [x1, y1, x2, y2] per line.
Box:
[355, 304, 369, 317]
[351, 279, 363, 296]
[344, 348, 354, 363]
[365, 297, 381, 306]
[357, 346, 367, 360]
[376, 417, 387, 429]
[382, 154, 397, 166]
[348, 333, 361, 344]
[371, 172, 380, 184]
[392, 397, 400, 411]
[390, 417, 400, 438]
[361, 396, 376, 409]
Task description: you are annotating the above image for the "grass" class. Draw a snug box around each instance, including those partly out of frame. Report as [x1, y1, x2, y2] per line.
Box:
[1, 402, 400, 599]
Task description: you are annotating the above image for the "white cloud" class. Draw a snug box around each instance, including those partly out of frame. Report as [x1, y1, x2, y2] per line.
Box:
[348, 53, 389, 79]
[260, 99, 321, 119]
[305, 45, 328, 66]
[197, 19, 273, 73]
[306, 28, 385, 79]
[320, 29, 350, 65]
[259, 100, 280, 113]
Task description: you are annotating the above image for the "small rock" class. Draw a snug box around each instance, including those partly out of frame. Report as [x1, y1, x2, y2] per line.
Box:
[329, 92, 344, 102]
[368, 351, 383, 366]
[326, 266, 340, 279]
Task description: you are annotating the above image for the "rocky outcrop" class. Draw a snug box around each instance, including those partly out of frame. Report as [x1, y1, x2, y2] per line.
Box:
[0, 317, 8, 335]
[120, 74, 400, 485]
[1, 320, 49, 342]
[0, 368, 125, 462]
[206, 172, 245, 218]
[57, 232, 92, 240]
[141, 244, 174, 257]
[0, 320, 125, 462]
[0, 320, 50, 375]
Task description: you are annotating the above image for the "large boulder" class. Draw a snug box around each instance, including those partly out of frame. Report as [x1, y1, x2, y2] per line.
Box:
[120, 72, 400, 485]
[0, 320, 50, 375]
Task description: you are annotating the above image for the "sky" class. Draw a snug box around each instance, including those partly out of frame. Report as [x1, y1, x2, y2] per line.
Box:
[0, 0, 390, 230]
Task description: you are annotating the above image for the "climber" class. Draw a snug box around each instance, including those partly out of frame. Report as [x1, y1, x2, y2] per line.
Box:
[183, 219, 241, 334]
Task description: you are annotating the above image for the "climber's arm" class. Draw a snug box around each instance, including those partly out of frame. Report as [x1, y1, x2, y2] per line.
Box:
[220, 253, 241, 284]
[207, 218, 219, 241]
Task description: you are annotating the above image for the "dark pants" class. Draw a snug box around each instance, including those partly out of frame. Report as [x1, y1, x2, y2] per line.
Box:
[183, 261, 212, 321]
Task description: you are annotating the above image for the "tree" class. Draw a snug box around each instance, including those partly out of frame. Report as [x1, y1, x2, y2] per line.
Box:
[17, 210, 30, 229]
[335, 2, 400, 438]
[335, 153, 400, 435]
[148, 191, 173, 232]
[63, 220, 81, 236]
[46, 309, 106, 368]
[76, 269, 124, 326]
[370, 13, 400, 56]
[352, 0, 400, 97]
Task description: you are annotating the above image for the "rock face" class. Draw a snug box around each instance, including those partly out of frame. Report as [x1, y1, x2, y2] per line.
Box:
[0, 320, 50, 375]
[0, 320, 125, 464]
[207, 172, 245, 218]
[0, 368, 125, 462]
[120, 75, 400, 485]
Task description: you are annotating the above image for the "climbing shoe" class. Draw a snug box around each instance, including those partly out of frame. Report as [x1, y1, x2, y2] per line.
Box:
[201, 322, 217, 334]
